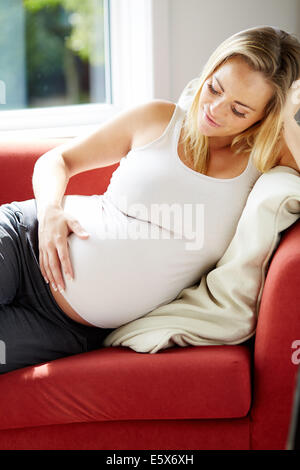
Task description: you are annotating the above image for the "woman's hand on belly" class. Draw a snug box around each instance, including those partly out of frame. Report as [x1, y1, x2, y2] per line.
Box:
[38, 205, 90, 292]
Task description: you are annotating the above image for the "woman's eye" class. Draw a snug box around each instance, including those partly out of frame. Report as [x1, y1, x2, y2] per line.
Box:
[207, 83, 219, 95]
[207, 83, 247, 118]
[232, 108, 246, 118]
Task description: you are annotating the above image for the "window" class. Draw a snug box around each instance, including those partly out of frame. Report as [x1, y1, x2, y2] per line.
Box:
[1, 0, 111, 111]
[0, 0, 113, 137]
[0, 0, 169, 138]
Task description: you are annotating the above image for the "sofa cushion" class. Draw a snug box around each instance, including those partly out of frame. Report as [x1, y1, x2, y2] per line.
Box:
[0, 345, 251, 430]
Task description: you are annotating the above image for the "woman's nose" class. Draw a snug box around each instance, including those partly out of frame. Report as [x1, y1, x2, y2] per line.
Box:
[211, 98, 225, 114]
[210, 99, 227, 119]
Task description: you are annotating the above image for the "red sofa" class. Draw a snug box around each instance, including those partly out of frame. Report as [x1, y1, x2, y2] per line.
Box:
[0, 140, 299, 450]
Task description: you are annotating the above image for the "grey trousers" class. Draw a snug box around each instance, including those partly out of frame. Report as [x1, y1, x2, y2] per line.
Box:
[0, 199, 115, 374]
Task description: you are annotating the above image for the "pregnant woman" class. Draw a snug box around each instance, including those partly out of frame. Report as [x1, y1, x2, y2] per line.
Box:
[1, 26, 300, 374]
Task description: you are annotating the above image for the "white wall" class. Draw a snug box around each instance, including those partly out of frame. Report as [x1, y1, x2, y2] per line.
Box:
[163, 0, 300, 102]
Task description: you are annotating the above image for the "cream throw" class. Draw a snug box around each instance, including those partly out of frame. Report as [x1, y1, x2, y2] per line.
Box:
[103, 166, 300, 353]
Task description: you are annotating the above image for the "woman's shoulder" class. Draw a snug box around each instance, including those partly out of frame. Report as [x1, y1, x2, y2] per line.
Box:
[130, 100, 177, 150]
[139, 99, 176, 123]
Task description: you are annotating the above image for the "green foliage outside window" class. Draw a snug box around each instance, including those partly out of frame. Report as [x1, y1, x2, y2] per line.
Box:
[23, 0, 105, 106]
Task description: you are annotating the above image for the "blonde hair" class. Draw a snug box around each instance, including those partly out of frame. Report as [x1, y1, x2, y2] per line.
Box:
[181, 26, 300, 174]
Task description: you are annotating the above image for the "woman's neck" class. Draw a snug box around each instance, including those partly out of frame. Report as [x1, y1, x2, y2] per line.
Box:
[208, 136, 234, 152]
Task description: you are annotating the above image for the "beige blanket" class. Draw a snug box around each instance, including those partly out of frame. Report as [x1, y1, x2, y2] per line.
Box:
[103, 166, 300, 353]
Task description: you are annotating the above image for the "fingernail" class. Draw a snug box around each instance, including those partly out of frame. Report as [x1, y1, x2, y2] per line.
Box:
[52, 283, 57, 292]
[44, 277, 49, 284]
[58, 285, 64, 293]
[66, 273, 73, 281]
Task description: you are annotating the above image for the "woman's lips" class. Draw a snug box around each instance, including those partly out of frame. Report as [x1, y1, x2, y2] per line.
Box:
[204, 111, 221, 127]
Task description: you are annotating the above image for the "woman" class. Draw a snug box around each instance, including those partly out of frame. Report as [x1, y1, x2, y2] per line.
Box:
[1, 26, 300, 374]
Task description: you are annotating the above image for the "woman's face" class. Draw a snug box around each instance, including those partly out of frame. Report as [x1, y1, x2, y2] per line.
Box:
[197, 57, 274, 149]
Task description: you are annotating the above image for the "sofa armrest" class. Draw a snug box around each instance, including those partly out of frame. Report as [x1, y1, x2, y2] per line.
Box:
[250, 220, 300, 449]
[0, 140, 118, 205]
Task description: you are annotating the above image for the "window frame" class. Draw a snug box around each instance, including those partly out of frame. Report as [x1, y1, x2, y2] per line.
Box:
[0, 0, 170, 139]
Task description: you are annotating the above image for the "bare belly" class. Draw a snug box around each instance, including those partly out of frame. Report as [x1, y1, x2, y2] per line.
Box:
[49, 283, 94, 327]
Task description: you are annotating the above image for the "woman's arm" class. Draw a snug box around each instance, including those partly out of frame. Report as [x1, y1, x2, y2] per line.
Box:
[282, 79, 300, 171]
[32, 100, 163, 292]
[282, 118, 300, 171]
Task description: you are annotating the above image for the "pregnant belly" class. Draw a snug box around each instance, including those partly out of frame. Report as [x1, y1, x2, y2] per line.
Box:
[61, 229, 201, 328]
[55, 194, 208, 328]
[49, 284, 94, 326]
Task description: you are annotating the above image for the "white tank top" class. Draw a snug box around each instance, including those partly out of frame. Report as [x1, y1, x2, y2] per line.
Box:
[60, 103, 262, 328]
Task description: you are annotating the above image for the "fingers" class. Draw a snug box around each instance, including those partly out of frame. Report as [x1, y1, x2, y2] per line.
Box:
[69, 220, 89, 239]
[39, 219, 90, 292]
[39, 243, 68, 293]
[39, 248, 50, 286]
[56, 236, 74, 286]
